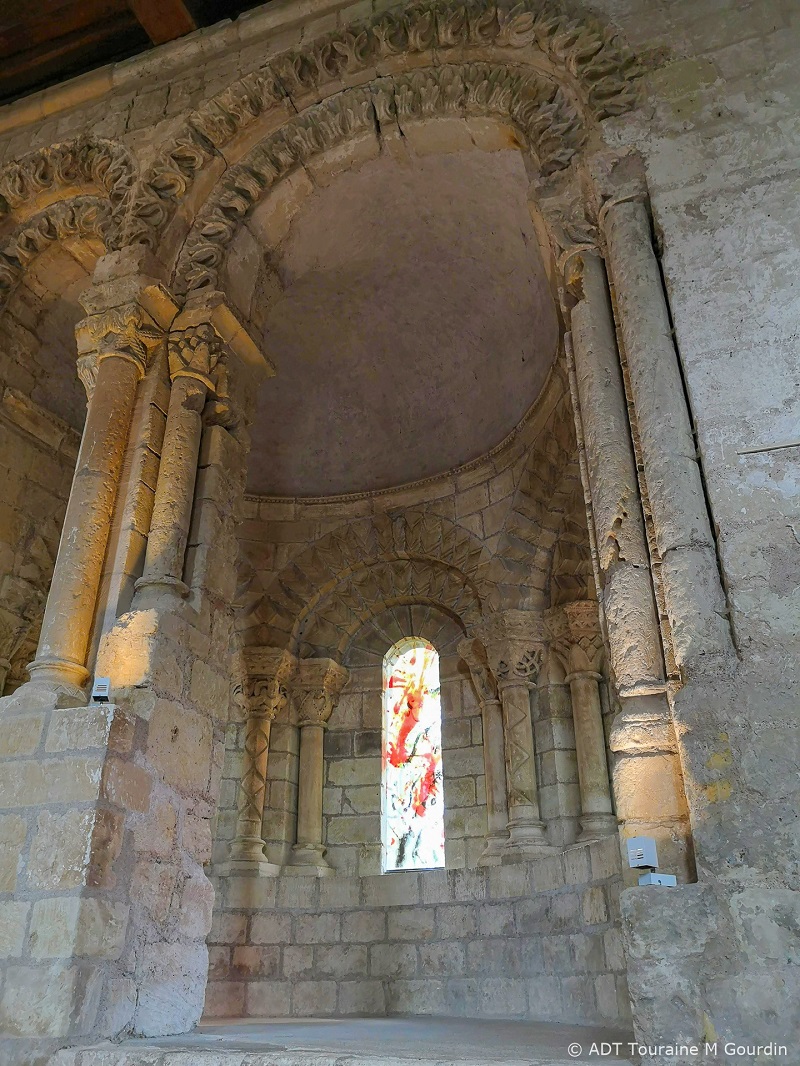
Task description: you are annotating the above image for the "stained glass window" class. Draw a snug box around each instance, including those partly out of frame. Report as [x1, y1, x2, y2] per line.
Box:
[382, 637, 445, 872]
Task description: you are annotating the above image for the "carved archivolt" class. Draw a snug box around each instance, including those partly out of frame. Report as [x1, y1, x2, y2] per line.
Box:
[0, 198, 111, 313]
[303, 559, 483, 660]
[171, 62, 585, 296]
[242, 510, 488, 656]
[131, 0, 642, 268]
[0, 138, 139, 237]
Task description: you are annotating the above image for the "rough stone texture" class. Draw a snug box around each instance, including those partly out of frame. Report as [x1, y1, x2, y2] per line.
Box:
[206, 840, 629, 1027]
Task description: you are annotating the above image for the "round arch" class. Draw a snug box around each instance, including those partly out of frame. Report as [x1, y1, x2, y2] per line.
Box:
[130, 0, 643, 283]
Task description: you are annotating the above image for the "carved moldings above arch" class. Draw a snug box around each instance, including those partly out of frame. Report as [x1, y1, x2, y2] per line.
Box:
[242, 510, 489, 656]
[131, 0, 643, 271]
[0, 198, 111, 314]
[171, 63, 586, 297]
[303, 561, 483, 660]
[0, 138, 138, 235]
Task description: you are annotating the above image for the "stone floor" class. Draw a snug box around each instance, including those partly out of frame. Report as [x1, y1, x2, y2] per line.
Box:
[51, 1017, 637, 1065]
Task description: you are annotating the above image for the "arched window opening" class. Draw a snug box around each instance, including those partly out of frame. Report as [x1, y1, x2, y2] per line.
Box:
[382, 637, 445, 872]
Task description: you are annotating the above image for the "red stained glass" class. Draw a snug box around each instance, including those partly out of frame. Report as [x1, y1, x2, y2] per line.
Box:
[382, 637, 445, 871]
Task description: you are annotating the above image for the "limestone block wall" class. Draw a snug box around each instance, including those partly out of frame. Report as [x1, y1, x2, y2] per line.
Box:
[205, 837, 630, 1028]
[0, 388, 79, 694]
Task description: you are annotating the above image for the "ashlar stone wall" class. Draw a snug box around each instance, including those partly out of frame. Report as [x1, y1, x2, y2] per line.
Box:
[205, 837, 629, 1028]
[0, 391, 79, 696]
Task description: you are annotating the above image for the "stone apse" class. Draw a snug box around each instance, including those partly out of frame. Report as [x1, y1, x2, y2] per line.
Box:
[0, 1, 797, 1064]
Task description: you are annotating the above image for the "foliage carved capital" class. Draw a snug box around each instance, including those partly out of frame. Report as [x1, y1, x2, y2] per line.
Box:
[475, 610, 547, 689]
[293, 658, 350, 725]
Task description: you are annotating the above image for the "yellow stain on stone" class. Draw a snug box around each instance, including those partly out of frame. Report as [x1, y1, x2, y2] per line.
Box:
[702, 1013, 718, 1047]
[706, 749, 733, 771]
[704, 780, 732, 803]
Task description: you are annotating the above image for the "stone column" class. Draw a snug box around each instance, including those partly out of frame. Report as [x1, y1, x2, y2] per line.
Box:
[23, 303, 163, 705]
[566, 248, 693, 880]
[477, 611, 554, 857]
[226, 649, 296, 875]
[458, 637, 508, 864]
[601, 201, 732, 670]
[554, 601, 616, 841]
[135, 323, 223, 602]
[286, 658, 349, 876]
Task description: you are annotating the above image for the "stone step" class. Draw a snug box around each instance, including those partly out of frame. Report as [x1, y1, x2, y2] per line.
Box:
[49, 1018, 637, 1066]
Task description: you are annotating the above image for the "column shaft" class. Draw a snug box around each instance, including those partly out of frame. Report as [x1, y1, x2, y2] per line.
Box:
[138, 374, 207, 596]
[602, 201, 731, 667]
[501, 681, 549, 849]
[569, 251, 664, 692]
[31, 354, 141, 692]
[227, 708, 281, 876]
[568, 250, 695, 881]
[567, 671, 615, 839]
[287, 722, 332, 875]
[480, 697, 509, 860]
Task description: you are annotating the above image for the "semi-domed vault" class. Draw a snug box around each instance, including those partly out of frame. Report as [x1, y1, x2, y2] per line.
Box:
[247, 148, 559, 496]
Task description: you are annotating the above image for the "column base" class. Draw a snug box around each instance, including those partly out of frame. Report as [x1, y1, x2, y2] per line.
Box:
[577, 812, 618, 841]
[502, 817, 557, 860]
[477, 832, 509, 866]
[222, 836, 282, 876]
[2, 658, 89, 711]
[133, 575, 190, 605]
[285, 844, 335, 877]
[219, 858, 283, 877]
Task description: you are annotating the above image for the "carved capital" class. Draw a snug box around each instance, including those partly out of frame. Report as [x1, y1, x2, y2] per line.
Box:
[458, 637, 499, 704]
[475, 610, 546, 690]
[76, 353, 99, 401]
[77, 303, 163, 379]
[293, 658, 350, 726]
[243, 647, 297, 720]
[532, 169, 599, 269]
[168, 321, 224, 388]
[550, 600, 604, 676]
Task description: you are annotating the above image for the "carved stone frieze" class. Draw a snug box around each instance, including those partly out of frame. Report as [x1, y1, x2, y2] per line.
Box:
[137, 0, 642, 261]
[0, 138, 149, 250]
[134, 1, 644, 265]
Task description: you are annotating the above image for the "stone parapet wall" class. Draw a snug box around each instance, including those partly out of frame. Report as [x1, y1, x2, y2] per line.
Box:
[204, 837, 629, 1028]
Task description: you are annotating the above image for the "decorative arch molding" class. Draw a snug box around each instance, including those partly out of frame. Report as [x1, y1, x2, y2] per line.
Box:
[171, 63, 586, 297]
[303, 561, 482, 660]
[0, 197, 111, 313]
[247, 510, 489, 653]
[344, 600, 466, 667]
[132, 0, 643, 269]
[0, 138, 140, 241]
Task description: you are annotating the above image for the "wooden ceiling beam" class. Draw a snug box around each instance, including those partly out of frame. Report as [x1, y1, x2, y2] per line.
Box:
[126, 0, 196, 45]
